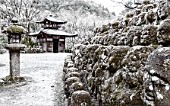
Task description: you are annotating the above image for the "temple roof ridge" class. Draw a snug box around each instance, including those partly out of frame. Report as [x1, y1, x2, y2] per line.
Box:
[36, 16, 67, 24]
[29, 28, 77, 37]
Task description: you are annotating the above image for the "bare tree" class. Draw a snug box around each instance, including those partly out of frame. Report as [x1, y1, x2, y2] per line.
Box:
[21, 0, 42, 33]
[0, 0, 42, 33]
[111, 0, 141, 9]
[111, 0, 160, 9]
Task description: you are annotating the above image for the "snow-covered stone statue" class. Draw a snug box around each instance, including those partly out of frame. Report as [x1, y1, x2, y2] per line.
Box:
[63, 0, 170, 105]
[157, 19, 170, 46]
[71, 90, 91, 106]
[157, 0, 170, 20]
[143, 47, 170, 106]
[141, 25, 158, 45]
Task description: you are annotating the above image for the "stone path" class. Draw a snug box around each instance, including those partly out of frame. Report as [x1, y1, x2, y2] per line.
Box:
[0, 53, 69, 106]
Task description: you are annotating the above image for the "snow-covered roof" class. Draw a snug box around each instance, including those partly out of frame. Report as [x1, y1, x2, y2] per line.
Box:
[29, 31, 40, 36]
[29, 29, 77, 37]
[36, 17, 67, 24]
[42, 29, 77, 37]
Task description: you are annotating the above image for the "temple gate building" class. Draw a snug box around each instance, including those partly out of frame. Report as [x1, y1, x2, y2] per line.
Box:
[29, 16, 77, 53]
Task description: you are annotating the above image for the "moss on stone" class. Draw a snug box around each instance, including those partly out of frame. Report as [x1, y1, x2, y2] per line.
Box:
[7, 25, 25, 34]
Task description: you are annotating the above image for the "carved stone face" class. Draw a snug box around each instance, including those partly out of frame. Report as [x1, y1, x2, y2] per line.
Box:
[145, 10, 157, 24]
[141, 25, 158, 45]
[142, 4, 154, 12]
[126, 26, 142, 46]
[157, 1, 170, 20]
[137, 12, 147, 26]
[157, 19, 170, 45]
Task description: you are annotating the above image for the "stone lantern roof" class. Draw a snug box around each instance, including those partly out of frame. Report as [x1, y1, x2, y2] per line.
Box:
[2, 17, 25, 34]
[6, 25, 25, 34]
[11, 17, 18, 23]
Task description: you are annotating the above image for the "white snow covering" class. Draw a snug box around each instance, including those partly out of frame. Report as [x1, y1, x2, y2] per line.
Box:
[29, 31, 40, 36]
[0, 79, 4, 83]
[132, 46, 143, 50]
[101, 53, 107, 61]
[46, 17, 66, 23]
[75, 50, 80, 55]
[67, 67, 78, 72]
[164, 59, 170, 63]
[150, 69, 155, 74]
[42, 29, 77, 37]
[80, 102, 87, 106]
[151, 76, 159, 81]
[67, 62, 74, 67]
[0, 53, 69, 105]
[157, 48, 164, 52]
[165, 84, 170, 90]
[78, 83, 83, 86]
[149, 85, 154, 91]
[156, 92, 163, 99]
[0, 5, 6, 11]
[130, 93, 135, 101]
[153, 6, 158, 13]
[29, 29, 77, 37]
[73, 90, 89, 95]
[144, 73, 149, 79]
[144, 97, 154, 106]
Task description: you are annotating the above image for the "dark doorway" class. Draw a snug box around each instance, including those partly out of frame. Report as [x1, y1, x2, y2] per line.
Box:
[53, 39, 59, 53]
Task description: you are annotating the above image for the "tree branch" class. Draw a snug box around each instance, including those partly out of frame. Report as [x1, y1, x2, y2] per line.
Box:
[111, 0, 138, 9]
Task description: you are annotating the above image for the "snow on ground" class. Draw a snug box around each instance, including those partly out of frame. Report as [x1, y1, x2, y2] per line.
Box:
[0, 53, 70, 106]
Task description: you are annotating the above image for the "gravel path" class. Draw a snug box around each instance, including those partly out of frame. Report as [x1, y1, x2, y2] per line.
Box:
[0, 53, 69, 106]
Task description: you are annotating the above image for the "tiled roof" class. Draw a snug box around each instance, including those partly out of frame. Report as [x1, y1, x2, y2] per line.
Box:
[36, 17, 67, 24]
[29, 29, 77, 37]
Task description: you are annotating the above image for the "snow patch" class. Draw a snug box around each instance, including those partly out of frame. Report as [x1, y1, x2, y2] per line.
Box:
[157, 48, 164, 52]
[0, 79, 4, 83]
[149, 85, 153, 91]
[130, 93, 135, 101]
[42, 29, 77, 36]
[132, 46, 142, 50]
[75, 50, 80, 55]
[151, 76, 159, 81]
[150, 69, 155, 74]
[156, 92, 163, 99]
[144, 73, 149, 79]
[143, 94, 154, 106]
[165, 84, 170, 90]
[101, 53, 107, 61]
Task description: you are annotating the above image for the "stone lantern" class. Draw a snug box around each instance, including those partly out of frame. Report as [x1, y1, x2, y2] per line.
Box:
[6, 18, 24, 44]
[4, 18, 26, 82]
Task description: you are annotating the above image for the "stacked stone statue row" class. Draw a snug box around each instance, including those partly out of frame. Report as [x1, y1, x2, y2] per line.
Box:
[92, 0, 170, 47]
[63, 0, 170, 106]
[63, 55, 91, 106]
[64, 44, 170, 106]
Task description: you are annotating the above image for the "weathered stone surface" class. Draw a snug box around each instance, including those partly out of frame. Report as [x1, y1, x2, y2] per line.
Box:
[63, 0, 170, 105]
[157, 19, 170, 46]
[71, 90, 91, 106]
[69, 82, 84, 94]
[64, 72, 80, 81]
[157, 0, 170, 20]
[5, 44, 26, 81]
[143, 47, 170, 106]
[5, 44, 26, 51]
[141, 25, 158, 45]
[122, 46, 154, 72]
[142, 4, 154, 12]
[126, 26, 142, 46]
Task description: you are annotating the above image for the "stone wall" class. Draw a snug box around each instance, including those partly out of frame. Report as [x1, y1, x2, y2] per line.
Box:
[63, 0, 170, 105]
